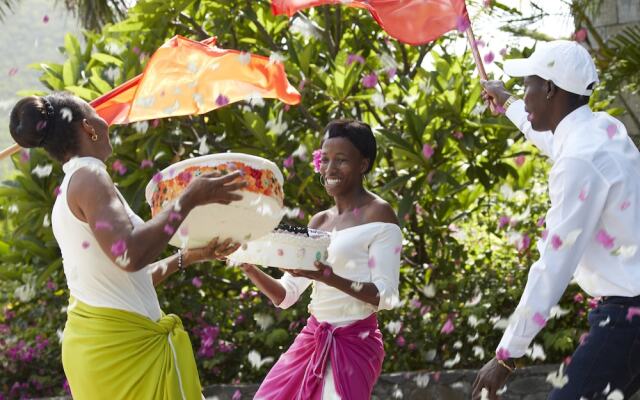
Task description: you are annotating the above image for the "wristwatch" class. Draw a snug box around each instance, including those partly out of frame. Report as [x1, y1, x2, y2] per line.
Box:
[503, 95, 519, 111]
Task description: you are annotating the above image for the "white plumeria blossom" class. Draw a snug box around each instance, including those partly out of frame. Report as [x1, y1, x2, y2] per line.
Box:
[246, 92, 266, 108]
[414, 373, 430, 388]
[464, 291, 482, 307]
[43, 214, 50, 228]
[392, 386, 403, 399]
[8, 204, 19, 214]
[425, 349, 437, 361]
[443, 353, 460, 368]
[32, 164, 53, 178]
[549, 305, 571, 319]
[254, 313, 274, 330]
[421, 283, 436, 298]
[247, 350, 274, 369]
[269, 52, 287, 64]
[386, 320, 402, 335]
[14, 280, 36, 302]
[546, 364, 569, 389]
[598, 316, 611, 327]
[199, 136, 210, 155]
[133, 121, 149, 134]
[372, 92, 386, 109]
[105, 66, 121, 82]
[266, 115, 288, 136]
[480, 388, 490, 400]
[292, 144, 308, 161]
[607, 390, 624, 400]
[616, 245, 637, 260]
[526, 343, 546, 361]
[560, 229, 583, 250]
[473, 345, 485, 359]
[290, 17, 321, 39]
[115, 252, 131, 269]
[238, 52, 251, 65]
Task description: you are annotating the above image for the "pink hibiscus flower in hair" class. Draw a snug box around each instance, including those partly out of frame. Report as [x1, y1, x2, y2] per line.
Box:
[312, 149, 322, 173]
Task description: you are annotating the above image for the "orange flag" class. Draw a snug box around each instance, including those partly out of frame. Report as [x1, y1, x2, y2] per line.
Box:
[91, 35, 301, 125]
[272, 0, 469, 45]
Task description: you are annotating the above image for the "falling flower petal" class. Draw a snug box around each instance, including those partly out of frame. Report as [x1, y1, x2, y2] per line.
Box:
[620, 200, 631, 211]
[111, 239, 127, 257]
[81, 241, 90, 249]
[551, 235, 563, 250]
[596, 229, 615, 250]
[627, 307, 640, 321]
[496, 347, 510, 360]
[546, 364, 569, 388]
[215, 95, 230, 107]
[515, 155, 526, 167]
[8, 67, 18, 77]
[347, 54, 365, 65]
[532, 312, 546, 328]
[140, 159, 154, 169]
[606, 124, 617, 139]
[192, 277, 202, 288]
[368, 256, 376, 268]
[456, 15, 470, 32]
[483, 51, 495, 64]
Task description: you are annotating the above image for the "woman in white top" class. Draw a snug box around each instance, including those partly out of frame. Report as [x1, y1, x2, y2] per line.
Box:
[242, 120, 403, 400]
[9, 92, 245, 399]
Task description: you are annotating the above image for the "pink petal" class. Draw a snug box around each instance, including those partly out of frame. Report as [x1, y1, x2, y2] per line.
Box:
[456, 15, 470, 32]
[394, 245, 402, 254]
[346, 54, 365, 65]
[168, 211, 182, 222]
[95, 220, 113, 231]
[192, 277, 203, 288]
[368, 256, 376, 269]
[620, 200, 631, 211]
[551, 234, 563, 250]
[483, 51, 495, 64]
[541, 229, 549, 240]
[8, 67, 18, 77]
[606, 124, 617, 139]
[164, 224, 175, 235]
[498, 215, 510, 229]
[362, 73, 378, 88]
[140, 159, 154, 169]
[532, 312, 546, 327]
[496, 347, 510, 360]
[81, 241, 90, 249]
[152, 172, 163, 184]
[215, 95, 230, 106]
[595, 229, 615, 250]
[440, 317, 454, 335]
[422, 144, 434, 159]
[283, 156, 294, 169]
[515, 155, 526, 167]
[110, 239, 127, 256]
[42, 15, 49, 23]
[578, 186, 588, 201]
[626, 307, 640, 321]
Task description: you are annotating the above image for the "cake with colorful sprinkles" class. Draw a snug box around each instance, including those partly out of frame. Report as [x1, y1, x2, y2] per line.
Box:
[229, 223, 330, 270]
[145, 153, 284, 248]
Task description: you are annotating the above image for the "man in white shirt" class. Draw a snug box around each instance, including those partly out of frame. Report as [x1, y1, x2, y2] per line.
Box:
[472, 40, 640, 400]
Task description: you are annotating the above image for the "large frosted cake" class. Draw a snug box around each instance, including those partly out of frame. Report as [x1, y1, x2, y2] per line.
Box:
[145, 153, 284, 248]
[229, 223, 330, 270]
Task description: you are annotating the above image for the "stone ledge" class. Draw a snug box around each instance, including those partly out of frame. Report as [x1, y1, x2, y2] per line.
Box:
[35, 364, 640, 400]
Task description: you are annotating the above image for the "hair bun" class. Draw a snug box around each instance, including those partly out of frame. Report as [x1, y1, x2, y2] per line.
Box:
[9, 96, 51, 149]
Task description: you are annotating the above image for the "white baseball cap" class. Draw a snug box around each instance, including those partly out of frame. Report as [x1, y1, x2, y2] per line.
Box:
[503, 40, 599, 96]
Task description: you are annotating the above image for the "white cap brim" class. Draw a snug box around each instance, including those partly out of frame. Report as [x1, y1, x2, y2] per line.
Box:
[503, 58, 538, 78]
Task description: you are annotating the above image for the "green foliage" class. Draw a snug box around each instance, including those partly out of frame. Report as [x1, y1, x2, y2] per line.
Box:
[0, 0, 623, 397]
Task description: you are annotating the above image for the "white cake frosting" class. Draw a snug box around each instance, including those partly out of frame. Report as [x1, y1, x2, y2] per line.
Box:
[145, 153, 284, 249]
[229, 228, 330, 270]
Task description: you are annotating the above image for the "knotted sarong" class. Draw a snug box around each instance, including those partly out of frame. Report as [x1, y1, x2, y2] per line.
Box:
[254, 313, 384, 400]
[61, 297, 202, 399]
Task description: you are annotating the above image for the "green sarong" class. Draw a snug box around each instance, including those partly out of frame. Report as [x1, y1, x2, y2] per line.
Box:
[62, 297, 202, 400]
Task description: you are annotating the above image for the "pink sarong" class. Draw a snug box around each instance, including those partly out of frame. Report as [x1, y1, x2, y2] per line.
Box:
[254, 313, 384, 400]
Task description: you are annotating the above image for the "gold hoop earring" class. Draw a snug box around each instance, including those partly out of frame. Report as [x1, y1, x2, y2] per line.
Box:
[91, 133, 98, 142]
[319, 175, 326, 186]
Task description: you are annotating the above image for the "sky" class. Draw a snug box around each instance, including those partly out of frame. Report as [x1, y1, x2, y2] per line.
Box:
[462, 0, 575, 78]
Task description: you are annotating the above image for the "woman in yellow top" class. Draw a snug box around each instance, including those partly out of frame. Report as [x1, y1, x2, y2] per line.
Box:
[9, 92, 244, 399]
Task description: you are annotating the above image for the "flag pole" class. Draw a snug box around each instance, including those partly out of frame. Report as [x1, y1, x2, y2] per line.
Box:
[0, 143, 20, 161]
[465, 24, 498, 113]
